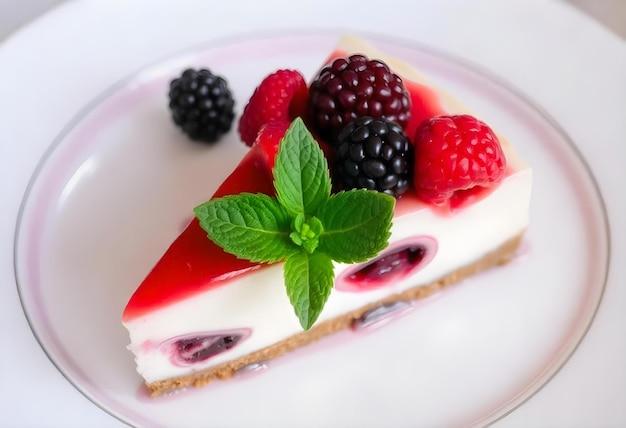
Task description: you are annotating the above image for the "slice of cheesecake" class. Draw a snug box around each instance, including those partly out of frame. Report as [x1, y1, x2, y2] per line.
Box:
[122, 36, 532, 396]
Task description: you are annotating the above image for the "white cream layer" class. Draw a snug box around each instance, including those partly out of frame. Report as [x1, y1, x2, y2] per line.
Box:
[124, 35, 533, 385]
[125, 161, 531, 384]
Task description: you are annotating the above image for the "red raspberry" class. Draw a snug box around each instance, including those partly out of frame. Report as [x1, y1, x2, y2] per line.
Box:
[308, 54, 411, 143]
[413, 115, 506, 206]
[238, 69, 308, 146]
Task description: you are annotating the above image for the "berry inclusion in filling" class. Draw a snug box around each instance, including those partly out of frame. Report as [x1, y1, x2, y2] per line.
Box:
[336, 236, 438, 292]
[349, 246, 426, 283]
[164, 329, 251, 366]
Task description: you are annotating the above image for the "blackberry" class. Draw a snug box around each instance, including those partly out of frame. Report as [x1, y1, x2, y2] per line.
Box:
[168, 68, 235, 143]
[335, 117, 412, 198]
[308, 54, 411, 142]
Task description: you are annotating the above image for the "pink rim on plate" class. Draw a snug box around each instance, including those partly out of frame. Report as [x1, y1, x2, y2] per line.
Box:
[14, 32, 610, 427]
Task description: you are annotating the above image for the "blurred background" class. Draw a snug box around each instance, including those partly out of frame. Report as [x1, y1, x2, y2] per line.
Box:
[0, 0, 625, 42]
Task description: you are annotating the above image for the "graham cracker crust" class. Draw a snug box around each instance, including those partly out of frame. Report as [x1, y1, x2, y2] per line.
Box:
[147, 232, 524, 396]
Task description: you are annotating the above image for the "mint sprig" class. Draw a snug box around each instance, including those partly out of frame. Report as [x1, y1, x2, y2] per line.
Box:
[194, 117, 395, 330]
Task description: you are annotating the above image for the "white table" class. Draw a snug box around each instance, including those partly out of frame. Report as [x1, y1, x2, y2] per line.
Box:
[1, 1, 625, 426]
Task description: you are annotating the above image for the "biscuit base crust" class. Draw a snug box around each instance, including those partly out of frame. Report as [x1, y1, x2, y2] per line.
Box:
[147, 233, 524, 396]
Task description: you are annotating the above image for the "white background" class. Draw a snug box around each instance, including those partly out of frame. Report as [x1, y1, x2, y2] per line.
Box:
[1, 1, 625, 427]
[1, 1, 625, 42]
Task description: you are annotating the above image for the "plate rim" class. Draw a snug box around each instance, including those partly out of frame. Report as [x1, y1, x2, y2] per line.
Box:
[12, 29, 612, 427]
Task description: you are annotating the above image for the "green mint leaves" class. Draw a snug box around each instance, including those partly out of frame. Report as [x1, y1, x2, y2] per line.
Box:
[274, 119, 331, 215]
[194, 193, 293, 263]
[194, 117, 394, 330]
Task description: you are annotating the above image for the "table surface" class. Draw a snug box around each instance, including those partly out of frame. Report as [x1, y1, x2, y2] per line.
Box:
[1, 1, 624, 427]
[5, 0, 625, 41]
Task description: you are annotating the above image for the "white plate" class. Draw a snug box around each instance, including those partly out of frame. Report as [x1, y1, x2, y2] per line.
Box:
[14, 33, 609, 427]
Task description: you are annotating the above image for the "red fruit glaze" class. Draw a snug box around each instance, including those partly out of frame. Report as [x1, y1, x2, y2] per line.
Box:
[124, 50, 470, 321]
[238, 69, 308, 146]
[404, 80, 444, 139]
[252, 120, 291, 171]
[413, 114, 506, 207]
[123, 135, 279, 321]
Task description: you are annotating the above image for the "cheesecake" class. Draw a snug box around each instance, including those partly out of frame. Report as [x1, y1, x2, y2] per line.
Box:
[122, 36, 532, 396]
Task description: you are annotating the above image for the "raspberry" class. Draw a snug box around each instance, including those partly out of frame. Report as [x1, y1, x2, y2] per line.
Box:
[308, 54, 411, 143]
[334, 117, 412, 198]
[168, 68, 235, 143]
[238, 69, 308, 146]
[413, 115, 506, 205]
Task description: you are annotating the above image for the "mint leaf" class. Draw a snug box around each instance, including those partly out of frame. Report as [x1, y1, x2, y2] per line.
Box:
[317, 189, 395, 263]
[284, 250, 334, 330]
[194, 118, 395, 331]
[194, 193, 294, 263]
[274, 117, 331, 215]
[289, 213, 324, 254]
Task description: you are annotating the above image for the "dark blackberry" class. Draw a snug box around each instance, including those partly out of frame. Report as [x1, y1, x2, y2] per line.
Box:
[335, 117, 412, 198]
[168, 68, 235, 143]
[308, 54, 411, 142]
